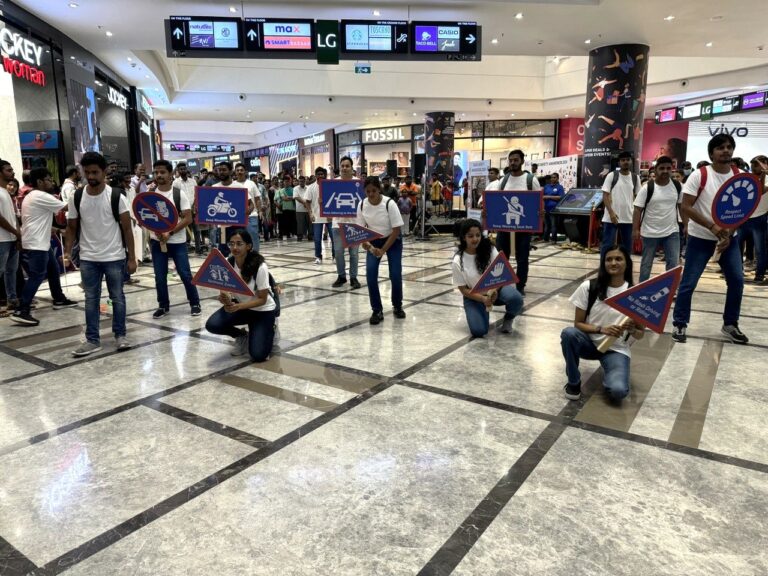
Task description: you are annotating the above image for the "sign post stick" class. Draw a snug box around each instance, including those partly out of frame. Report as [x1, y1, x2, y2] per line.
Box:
[596, 317, 632, 353]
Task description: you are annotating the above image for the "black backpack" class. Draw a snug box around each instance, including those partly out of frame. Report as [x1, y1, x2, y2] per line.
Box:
[610, 170, 639, 192]
[74, 186, 125, 246]
[637, 179, 682, 222]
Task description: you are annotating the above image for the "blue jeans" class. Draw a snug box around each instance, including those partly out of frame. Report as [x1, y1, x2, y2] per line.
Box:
[150, 240, 200, 309]
[543, 211, 557, 242]
[246, 215, 261, 253]
[601, 222, 633, 258]
[639, 233, 680, 282]
[742, 214, 767, 277]
[367, 237, 403, 312]
[331, 227, 358, 280]
[560, 326, 630, 400]
[673, 234, 743, 328]
[462, 284, 524, 338]
[313, 223, 329, 260]
[19, 249, 49, 313]
[205, 307, 275, 362]
[496, 232, 532, 291]
[0, 240, 20, 301]
[80, 259, 127, 343]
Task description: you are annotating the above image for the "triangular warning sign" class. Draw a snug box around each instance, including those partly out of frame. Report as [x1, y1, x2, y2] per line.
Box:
[604, 266, 683, 334]
[192, 249, 255, 297]
[471, 251, 519, 294]
[339, 223, 384, 248]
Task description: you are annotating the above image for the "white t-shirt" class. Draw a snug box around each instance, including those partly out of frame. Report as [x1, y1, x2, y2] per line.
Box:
[304, 182, 327, 224]
[683, 166, 740, 241]
[331, 178, 360, 229]
[294, 185, 309, 213]
[602, 172, 639, 224]
[21, 190, 66, 251]
[60, 179, 77, 204]
[357, 196, 404, 236]
[150, 187, 191, 244]
[750, 175, 768, 218]
[452, 246, 500, 289]
[483, 173, 541, 207]
[633, 181, 680, 238]
[0, 186, 17, 242]
[569, 279, 631, 358]
[67, 185, 130, 262]
[234, 261, 276, 312]
[234, 179, 260, 216]
[131, 175, 148, 194]
[172, 176, 196, 206]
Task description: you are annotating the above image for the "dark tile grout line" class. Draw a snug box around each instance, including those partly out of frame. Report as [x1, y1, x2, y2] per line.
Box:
[0, 342, 58, 372]
[0, 534, 38, 574]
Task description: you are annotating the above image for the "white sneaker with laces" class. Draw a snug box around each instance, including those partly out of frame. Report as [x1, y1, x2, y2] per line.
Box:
[231, 333, 248, 356]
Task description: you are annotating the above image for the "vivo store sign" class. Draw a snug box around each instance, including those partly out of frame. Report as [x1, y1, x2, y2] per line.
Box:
[0, 28, 46, 87]
[362, 126, 412, 143]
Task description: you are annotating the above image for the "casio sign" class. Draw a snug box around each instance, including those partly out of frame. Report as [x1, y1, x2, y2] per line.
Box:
[108, 87, 129, 109]
[363, 127, 410, 143]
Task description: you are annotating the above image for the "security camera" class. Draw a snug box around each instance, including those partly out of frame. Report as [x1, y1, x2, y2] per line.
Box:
[487, 100, 493, 105]
[328, 96, 334, 102]
[238, 94, 247, 101]
[680, 80, 689, 88]
[410, 99, 415, 104]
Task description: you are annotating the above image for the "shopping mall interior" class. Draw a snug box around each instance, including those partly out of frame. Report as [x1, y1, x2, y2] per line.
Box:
[0, 1, 766, 574]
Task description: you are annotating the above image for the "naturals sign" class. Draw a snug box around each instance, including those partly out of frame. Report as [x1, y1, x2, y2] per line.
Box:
[362, 126, 412, 144]
[0, 28, 46, 87]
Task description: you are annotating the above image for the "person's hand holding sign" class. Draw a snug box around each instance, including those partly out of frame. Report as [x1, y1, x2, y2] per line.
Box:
[484, 289, 497, 311]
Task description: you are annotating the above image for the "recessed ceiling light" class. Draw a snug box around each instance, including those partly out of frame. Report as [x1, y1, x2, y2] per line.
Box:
[510, 113, 515, 117]
[491, 38, 499, 45]
[127, 57, 132, 62]
[584, 38, 591, 44]
[710, 15, 723, 21]
[229, 6, 238, 13]
[69, 55, 76, 60]
[514, 13, 523, 20]
[177, 107, 182, 111]
[68, 2, 78, 7]
[310, 111, 315, 115]
[412, 112, 417, 116]
[705, 41, 713, 47]
[373, 10, 381, 16]
[105, 30, 113, 37]
[565, 114, 569, 118]
[145, 75, 150, 79]
[373, 112, 378, 116]
[663, 15, 675, 21]
[248, 109, 252, 112]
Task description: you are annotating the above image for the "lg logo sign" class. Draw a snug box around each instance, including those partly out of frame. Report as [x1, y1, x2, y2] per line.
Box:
[108, 87, 128, 110]
[318, 32, 337, 48]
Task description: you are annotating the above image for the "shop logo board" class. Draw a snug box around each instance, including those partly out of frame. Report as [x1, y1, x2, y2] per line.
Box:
[319, 179, 364, 218]
[482, 190, 543, 233]
[471, 251, 519, 294]
[132, 192, 179, 233]
[195, 186, 248, 226]
[192, 249, 254, 296]
[711, 173, 761, 229]
[604, 266, 682, 334]
[339, 223, 383, 248]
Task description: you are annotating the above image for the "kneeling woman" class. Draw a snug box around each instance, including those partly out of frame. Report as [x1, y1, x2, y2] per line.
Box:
[205, 229, 276, 361]
[358, 176, 406, 325]
[452, 219, 523, 337]
[560, 245, 644, 402]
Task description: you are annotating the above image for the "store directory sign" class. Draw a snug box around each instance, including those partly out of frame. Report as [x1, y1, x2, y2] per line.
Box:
[712, 96, 740, 115]
[410, 21, 478, 55]
[741, 91, 766, 111]
[169, 16, 242, 51]
[656, 108, 678, 123]
[341, 21, 409, 53]
[679, 103, 701, 119]
[244, 19, 314, 52]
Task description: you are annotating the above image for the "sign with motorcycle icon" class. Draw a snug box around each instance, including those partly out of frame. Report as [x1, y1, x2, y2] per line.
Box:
[195, 186, 248, 226]
[319, 179, 365, 218]
[132, 192, 179, 233]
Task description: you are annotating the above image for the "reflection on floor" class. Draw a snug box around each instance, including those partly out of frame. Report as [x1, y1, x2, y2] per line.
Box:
[1, 237, 766, 575]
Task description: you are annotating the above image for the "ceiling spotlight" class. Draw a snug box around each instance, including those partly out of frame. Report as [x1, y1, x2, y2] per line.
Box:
[373, 10, 381, 16]
[105, 30, 113, 37]
[68, 2, 78, 7]
[310, 111, 315, 115]
[177, 107, 182, 111]
[510, 113, 515, 117]
[127, 57, 132, 62]
[584, 38, 591, 44]
[514, 13, 523, 20]
[491, 38, 499, 45]
[229, 6, 238, 13]
[705, 41, 713, 47]
[663, 15, 675, 21]
[373, 112, 378, 116]
[412, 112, 417, 116]
[69, 55, 75, 60]
[710, 15, 723, 21]
[145, 75, 150, 79]
[565, 114, 569, 118]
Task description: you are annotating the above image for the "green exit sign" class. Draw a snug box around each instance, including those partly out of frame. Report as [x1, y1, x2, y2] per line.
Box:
[354, 63, 372, 74]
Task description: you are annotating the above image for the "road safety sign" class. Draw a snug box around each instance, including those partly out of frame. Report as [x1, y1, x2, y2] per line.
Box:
[192, 249, 254, 296]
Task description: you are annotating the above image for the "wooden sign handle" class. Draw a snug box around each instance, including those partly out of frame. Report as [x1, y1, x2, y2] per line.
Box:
[596, 317, 633, 353]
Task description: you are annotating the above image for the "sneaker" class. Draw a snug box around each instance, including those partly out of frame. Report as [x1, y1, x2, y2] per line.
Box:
[314, 257, 322, 265]
[350, 278, 362, 290]
[152, 307, 170, 319]
[393, 307, 406, 319]
[230, 333, 248, 356]
[52, 298, 78, 310]
[501, 316, 514, 333]
[6, 298, 19, 311]
[332, 277, 347, 288]
[517, 286, 526, 297]
[721, 324, 749, 345]
[564, 382, 581, 401]
[72, 341, 102, 357]
[751, 275, 765, 284]
[744, 260, 756, 271]
[10, 310, 39, 326]
[672, 325, 687, 343]
[273, 325, 280, 346]
[369, 311, 384, 325]
[190, 304, 202, 317]
[115, 336, 133, 352]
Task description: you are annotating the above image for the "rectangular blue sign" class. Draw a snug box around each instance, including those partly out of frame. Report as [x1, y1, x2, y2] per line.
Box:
[195, 186, 248, 226]
[319, 179, 365, 218]
[482, 190, 543, 233]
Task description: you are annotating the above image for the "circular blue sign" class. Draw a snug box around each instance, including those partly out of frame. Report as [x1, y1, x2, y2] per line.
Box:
[711, 173, 761, 229]
[132, 192, 179, 233]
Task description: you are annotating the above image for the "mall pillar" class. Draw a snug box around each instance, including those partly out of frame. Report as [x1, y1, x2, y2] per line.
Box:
[424, 112, 455, 185]
[581, 44, 649, 187]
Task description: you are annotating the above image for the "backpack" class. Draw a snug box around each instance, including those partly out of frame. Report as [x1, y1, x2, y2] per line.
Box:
[693, 165, 739, 202]
[227, 257, 281, 318]
[169, 187, 183, 234]
[74, 186, 125, 246]
[638, 179, 682, 222]
[500, 172, 535, 191]
[610, 170, 639, 193]
[362, 197, 393, 221]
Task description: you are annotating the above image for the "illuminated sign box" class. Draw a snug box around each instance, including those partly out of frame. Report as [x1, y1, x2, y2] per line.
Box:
[244, 19, 314, 52]
[341, 21, 409, 53]
[169, 17, 243, 51]
[741, 91, 766, 111]
[410, 21, 478, 56]
[657, 108, 677, 123]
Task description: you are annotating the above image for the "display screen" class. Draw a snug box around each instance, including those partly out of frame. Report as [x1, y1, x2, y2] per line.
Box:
[712, 97, 739, 115]
[19, 131, 60, 150]
[243, 19, 314, 51]
[741, 91, 766, 111]
[169, 17, 242, 51]
[341, 20, 409, 53]
[554, 189, 604, 214]
[410, 21, 478, 55]
[680, 103, 702, 119]
[657, 108, 678, 123]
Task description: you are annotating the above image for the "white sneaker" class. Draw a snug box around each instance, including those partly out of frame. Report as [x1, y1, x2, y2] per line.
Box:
[231, 333, 248, 356]
[115, 336, 133, 352]
[314, 257, 322, 265]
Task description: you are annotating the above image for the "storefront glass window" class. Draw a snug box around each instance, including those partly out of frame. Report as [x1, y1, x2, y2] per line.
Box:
[455, 122, 483, 138]
[365, 142, 412, 177]
[483, 137, 555, 169]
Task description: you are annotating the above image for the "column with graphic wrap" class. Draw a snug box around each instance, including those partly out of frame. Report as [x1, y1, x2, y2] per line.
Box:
[424, 112, 455, 185]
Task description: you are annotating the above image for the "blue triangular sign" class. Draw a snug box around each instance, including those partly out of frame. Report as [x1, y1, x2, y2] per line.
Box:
[339, 223, 384, 248]
[471, 251, 519, 294]
[604, 266, 682, 334]
[192, 249, 255, 297]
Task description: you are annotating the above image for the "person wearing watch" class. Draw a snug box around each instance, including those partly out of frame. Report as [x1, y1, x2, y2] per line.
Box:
[560, 245, 644, 402]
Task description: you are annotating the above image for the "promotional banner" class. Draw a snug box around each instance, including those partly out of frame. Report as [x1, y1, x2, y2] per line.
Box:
[482, 190, 543, 233]
[529, 154, 579, 191]
[471, 251, 519, 294]
[132, 192, 179, 233]
[468, 159, 490, 209]
[424, 112, 455, 185]
[192, 249, 255, 296]
[604, 266, 682, 334]
[339, 223, 384, 248]
[195, 186, 248, 226]
[711, 173, 761, 229]
[319, 179, 364, 217]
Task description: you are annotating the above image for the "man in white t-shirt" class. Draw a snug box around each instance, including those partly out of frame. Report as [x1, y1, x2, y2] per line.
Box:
[632, 156, 682, 282]
[64, 152, 137, 357]
[0, 159, 21, 311]
[149, 160, 201, 320]
[601, 151, 640, 258]
[743, 155, 768, 284]
[672, 134, 748, 345]
[305, 166, 333, 265]
[234, 162, 261, 253]
[294, 175, 312, 242]
[486, 149, 541, 295]
[173, 161, 203, 255]
[60, 165, 81, 204]
[210, 161, 248, 250]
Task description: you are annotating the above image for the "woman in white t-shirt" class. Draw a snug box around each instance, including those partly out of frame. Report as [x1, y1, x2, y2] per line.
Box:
[204, 229, 277, 361]
[451, 219, 523, 337]
[561, 245, 644, 402]
[357, 176, 406, 325]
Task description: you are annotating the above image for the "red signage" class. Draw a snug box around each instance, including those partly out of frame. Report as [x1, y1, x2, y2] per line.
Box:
[1, 28, 46, 87]
[2, 55, 46, 87]
[263, 36, 311, 50]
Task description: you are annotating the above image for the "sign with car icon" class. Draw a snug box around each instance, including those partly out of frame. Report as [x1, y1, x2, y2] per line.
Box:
[319, 179, 365, 218]
[132, 192, 179, 234]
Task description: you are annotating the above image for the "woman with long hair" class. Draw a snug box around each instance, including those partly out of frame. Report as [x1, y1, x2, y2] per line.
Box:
[452, 218, 523, 337]
[205, 229, 276, 361]
[560, 245, 644, 402]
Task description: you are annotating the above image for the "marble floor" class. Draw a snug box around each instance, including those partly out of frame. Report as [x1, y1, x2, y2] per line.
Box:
[0, 236, 766, 575]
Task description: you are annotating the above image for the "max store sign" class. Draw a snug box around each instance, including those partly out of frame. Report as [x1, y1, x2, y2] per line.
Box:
[0, 28, 46, 87]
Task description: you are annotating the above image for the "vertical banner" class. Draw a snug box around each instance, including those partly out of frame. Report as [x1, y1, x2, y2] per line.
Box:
[530, 154, 579, 191]
[424, 112, 455, 185]
[581, 44, 649, 187]
[468, 159, 490, 211]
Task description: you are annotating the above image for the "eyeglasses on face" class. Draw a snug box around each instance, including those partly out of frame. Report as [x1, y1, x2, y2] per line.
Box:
[227, 241, 247, 248]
